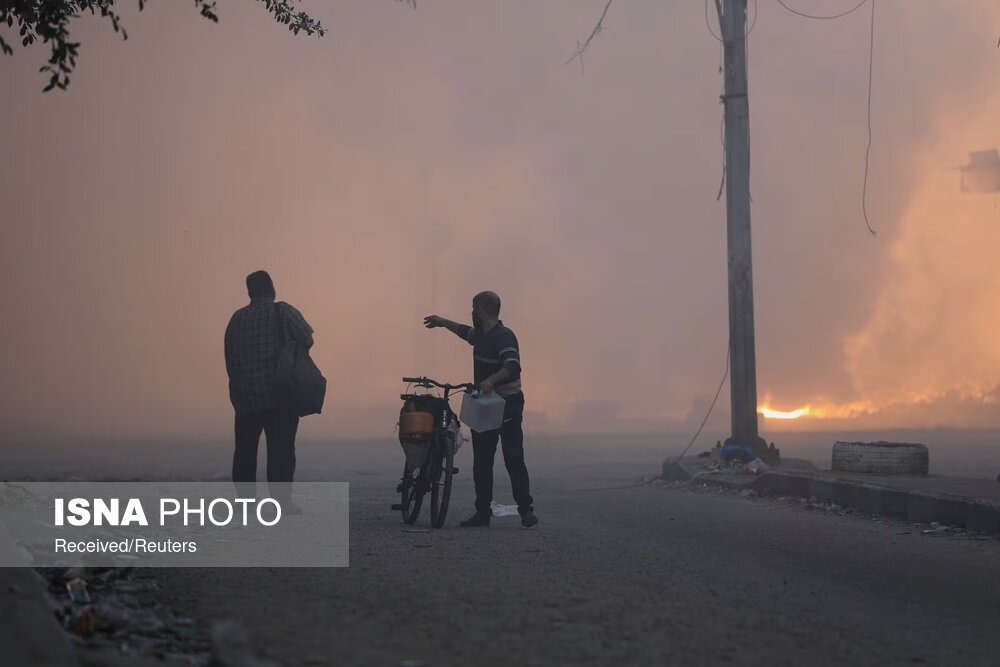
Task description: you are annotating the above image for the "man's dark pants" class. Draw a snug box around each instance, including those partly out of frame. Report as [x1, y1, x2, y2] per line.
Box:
[471, 392, 533, 516]
[232, 409, 299, 482]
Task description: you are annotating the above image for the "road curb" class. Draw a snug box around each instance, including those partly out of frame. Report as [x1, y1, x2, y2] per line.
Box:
[0, 568, 78, 666]
[752, 470, 1000, 534]
[662, 457, 1000, 534]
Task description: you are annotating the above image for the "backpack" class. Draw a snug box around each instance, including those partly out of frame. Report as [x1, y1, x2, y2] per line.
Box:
[274, 303, 327, 417]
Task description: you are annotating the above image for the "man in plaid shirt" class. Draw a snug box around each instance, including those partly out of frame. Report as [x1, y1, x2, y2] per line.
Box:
[224, 271, 314, 482]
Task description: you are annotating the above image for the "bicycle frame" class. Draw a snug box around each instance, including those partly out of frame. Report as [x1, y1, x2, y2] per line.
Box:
[396, 376, 472, 527]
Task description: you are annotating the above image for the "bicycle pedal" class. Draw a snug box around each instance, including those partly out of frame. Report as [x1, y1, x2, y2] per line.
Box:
[390, 503, 403, 511]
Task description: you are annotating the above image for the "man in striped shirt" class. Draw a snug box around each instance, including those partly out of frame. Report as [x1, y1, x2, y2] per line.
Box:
[424, 291, 538, 528]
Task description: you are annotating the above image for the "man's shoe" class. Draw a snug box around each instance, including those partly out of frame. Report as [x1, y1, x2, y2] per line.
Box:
[520, 511, 538, 529]
[459, 513, 491, 528]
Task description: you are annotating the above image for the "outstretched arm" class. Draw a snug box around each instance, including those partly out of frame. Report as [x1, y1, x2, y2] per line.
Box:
[423, 315, 474, 343]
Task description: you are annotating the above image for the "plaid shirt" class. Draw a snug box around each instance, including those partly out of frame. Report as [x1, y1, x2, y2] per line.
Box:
[224, 296, 314, 416]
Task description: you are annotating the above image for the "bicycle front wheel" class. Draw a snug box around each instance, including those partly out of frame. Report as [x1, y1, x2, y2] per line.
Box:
[430, 436, 454, 529]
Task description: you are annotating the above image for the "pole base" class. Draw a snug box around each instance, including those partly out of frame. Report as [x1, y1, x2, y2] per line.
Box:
[725, 435, 780, 465]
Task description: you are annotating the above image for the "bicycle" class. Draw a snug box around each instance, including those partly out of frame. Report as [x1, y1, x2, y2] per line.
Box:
[394, 376, 473, 528]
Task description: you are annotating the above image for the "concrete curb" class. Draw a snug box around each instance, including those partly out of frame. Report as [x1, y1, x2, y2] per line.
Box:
[662, 457, 1000, 534]
[0, 568, 78, 667]
[749, 470, 1000, 534]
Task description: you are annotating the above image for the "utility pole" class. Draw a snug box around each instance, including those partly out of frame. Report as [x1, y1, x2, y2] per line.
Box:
[717, 0, 767, 457]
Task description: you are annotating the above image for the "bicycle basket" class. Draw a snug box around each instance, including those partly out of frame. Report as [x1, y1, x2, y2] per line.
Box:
[398, 400, 434, 467]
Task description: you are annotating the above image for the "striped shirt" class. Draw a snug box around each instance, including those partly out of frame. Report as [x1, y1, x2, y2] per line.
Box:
[224, 296, 313, 416]
[457, 321, 523, 398]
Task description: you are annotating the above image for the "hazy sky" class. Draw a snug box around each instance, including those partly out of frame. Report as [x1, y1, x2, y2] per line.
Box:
[1, 1, 998, 441]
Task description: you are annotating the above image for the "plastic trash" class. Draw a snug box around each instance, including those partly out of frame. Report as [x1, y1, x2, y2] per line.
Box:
[489, 501, 519, 517]
[69, 607, 102, 637]
[720, 443, 756, 464]
[66, 577, 90, 604]
[460, 392, 506, 433]
[447, 416, 464, 453]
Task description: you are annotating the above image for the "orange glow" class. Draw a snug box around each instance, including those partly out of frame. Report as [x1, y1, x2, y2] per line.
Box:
[758, 400, 882, 421]
[759, 406, 810, 419]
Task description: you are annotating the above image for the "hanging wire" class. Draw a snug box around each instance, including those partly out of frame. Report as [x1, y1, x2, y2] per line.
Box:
[746, 0, 753, 204]
[705, 0, 723, 41]
[776, 0, 878, 235]
[861, 0, 877, 235]
[776, 0, 868, 20]
[667, 344, 731, 466]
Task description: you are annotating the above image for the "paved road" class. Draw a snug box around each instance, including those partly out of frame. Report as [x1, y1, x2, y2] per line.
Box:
[152, 445, 1000, 667]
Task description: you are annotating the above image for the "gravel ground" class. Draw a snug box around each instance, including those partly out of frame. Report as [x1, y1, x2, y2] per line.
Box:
[151, 459, 1000, 667]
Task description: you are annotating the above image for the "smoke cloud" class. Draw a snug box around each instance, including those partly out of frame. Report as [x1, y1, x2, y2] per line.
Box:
[0, 1, 998, 441]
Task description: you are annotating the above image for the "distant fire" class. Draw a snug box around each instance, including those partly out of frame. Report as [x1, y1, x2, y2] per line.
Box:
[758, 400, 881, 420]
[759, 406, 810, 420]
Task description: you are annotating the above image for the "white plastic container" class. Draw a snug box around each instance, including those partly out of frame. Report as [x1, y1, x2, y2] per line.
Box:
[460, 392, 506, 433]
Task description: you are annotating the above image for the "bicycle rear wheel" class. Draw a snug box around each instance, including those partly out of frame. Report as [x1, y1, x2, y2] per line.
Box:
[400, 462, 424, 524]
[430, 435, 454, 529]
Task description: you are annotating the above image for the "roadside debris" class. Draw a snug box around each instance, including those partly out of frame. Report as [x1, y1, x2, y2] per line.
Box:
[646, 469, 999, 542]
[66, 577, 91, 604]
[692, 458, 768, 477]
[921, 522, 954, 536]
[720, 443, 756, 464]
[489, 501, 519, 517]
[38, 567, 212, 664]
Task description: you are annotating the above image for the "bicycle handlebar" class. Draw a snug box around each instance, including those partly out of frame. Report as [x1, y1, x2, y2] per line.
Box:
[402, 377, 475, 392]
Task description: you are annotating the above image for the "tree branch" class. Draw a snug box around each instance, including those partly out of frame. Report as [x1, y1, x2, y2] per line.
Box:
[566, 0, 614, 73]
[0, 0, 348, 91]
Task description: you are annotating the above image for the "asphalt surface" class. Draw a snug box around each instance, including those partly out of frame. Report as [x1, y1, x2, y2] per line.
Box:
[150, 443, 1000, 667]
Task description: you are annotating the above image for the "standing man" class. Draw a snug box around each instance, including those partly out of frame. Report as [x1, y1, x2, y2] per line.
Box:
[224, 270, 314, 483]
[424, 291, 538, 528]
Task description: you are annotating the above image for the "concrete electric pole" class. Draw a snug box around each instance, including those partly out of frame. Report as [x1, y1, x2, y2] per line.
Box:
[717, 0, 767, 456]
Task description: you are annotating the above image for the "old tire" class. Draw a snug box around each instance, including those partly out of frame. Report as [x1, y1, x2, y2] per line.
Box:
[832, 441, 929, 476]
